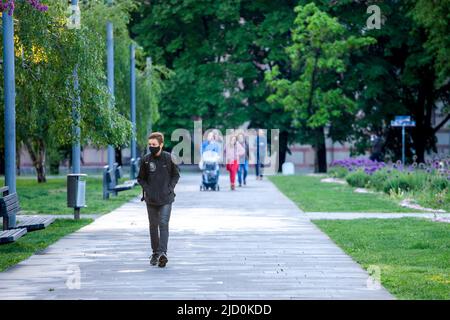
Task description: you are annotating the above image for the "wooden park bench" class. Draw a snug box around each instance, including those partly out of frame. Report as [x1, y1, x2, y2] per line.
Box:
[114, 163, 138, 187]
[102, 164, 135, 199]
[0, 186, 55, 244]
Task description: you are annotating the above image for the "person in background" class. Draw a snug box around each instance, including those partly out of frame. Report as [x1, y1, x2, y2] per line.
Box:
[137, 132, 180, 268]
[201, 131, 219, 155]
[224, 134, 245, 190]
[256, 129, 267, 180]
[237, 132, 249, 187]
[200, 131, 221, 183]
[212, 129, 223, 159]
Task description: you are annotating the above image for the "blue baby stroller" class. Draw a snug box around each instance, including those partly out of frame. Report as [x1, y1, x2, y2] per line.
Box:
[199, 150, 220, 191]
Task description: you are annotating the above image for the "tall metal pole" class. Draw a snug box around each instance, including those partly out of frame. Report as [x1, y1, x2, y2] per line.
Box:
[401, 125, 405, 165]
[146, 57, 152, 136]
[3, 11, 17, 228]
[72, 67, 81, 174]
[106, 0, 115, 172]
[71, 0, 81, 174]
[130, 44, 137, 178]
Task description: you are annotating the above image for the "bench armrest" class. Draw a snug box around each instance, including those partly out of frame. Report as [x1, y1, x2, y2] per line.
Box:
[0, 186, 9, 197]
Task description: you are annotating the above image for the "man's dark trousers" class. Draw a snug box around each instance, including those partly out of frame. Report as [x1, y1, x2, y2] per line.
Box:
[137, 150, 180, 256]
[147, 203, 171, 254]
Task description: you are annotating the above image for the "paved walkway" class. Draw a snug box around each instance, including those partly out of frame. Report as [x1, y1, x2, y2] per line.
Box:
[0, 173, 393, 300]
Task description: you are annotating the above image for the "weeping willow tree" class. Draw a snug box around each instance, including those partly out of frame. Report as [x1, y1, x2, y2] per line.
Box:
[0, 0, 133, 182]
[70, 0, 172, 165]
[135, 55, 173, 156]
[0, 0, 171, 181]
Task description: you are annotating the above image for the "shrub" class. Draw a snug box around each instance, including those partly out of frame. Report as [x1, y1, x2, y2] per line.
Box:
[328, 166, 348, 178]
[415, 187, 449, 211]
[346, 170, 370, 188]
[367, 169, 389, 191]
[406, 171, 427, 191]
[382, 171, 430, 194]
[383, 174, 414, 193]
[428, 175, 449, 192]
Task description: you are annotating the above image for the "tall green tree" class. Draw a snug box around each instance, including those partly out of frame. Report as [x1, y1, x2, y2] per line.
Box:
[0, 0, 133, 181]
[411, 0, 450, 89]
[82, 0, 169, 163]
[131, 0, 303, 167]
[266, 3, 375, 172]
[315, 0, 450, 163]
[135, 57, 172, 155]
[131, 0, 449, 167]
[132, 0, 250, 148]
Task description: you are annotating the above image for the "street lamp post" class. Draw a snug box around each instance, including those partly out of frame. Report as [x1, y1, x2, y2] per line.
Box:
[401, 125, 406, 165]
[3, 11, 17, 228]
[106, 0, 115, 178]
[146, 57, 152, 142]
[391, 116, 416, 165]
[130, 44, 137, 179]
[71, 0, 81, 174]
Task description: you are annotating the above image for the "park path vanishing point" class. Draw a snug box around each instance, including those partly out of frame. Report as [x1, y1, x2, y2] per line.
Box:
[0, 172, 393, 300]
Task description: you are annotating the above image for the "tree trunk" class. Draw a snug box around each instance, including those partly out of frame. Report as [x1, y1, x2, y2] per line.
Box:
[313, 127, 327, 173]
[278, 130, 289, 173]
[24, 139, 47, 183]
[413, 128, 426, 164]
[411, 68, 436, 164]
[115, 147, 122, 166]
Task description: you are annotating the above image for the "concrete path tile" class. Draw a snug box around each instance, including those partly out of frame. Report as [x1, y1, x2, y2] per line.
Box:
[0, 172, 394, 300]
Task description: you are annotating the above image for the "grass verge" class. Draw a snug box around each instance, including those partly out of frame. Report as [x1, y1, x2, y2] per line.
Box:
[269, 175, 422, 212]
[314, 218, 450, 299]
[0, 218, 93, 272]
[0, 176, 141, 215]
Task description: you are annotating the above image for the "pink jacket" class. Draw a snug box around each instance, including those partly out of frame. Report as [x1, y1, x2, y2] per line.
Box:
[224, 142, 245, 164]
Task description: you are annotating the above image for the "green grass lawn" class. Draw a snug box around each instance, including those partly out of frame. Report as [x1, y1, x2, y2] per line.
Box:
[0, 219, 92, 272]
[0, 176, 141, 215]
[269, 175, 422, 213]
[314, 218, 450, 300]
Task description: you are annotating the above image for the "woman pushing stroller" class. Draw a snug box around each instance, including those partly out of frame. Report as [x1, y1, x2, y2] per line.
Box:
[199, 131, 221, 191]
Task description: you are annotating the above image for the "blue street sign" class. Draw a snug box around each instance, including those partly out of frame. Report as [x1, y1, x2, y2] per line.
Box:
[403, 121, 415, 127]
[395, 115, 411, 122]
[391, 120, 416, 127]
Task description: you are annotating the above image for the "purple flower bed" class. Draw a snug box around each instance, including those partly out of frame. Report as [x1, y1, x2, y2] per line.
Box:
[330, 155, 450, 211]
[331, 155, 450, 179]
[330, 158, 386, 175]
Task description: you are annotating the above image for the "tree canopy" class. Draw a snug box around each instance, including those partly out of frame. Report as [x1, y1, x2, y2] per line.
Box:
[0, 0, 168, 180]
[266, 3, 375, 172]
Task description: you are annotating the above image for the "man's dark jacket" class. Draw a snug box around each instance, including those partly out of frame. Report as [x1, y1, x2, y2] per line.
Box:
[137, 151, 180, 206]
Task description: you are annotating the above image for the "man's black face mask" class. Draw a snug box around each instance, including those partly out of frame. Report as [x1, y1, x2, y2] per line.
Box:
[149, 145, 161, 156]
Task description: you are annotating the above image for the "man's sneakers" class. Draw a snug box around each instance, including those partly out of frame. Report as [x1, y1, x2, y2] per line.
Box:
[150, 253, 159, 266]
[150, 252, 169, 267]
[158, 253, 168, 268]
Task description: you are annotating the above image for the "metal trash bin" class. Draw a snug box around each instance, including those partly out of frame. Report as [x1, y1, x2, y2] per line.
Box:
[67, 174, 87, 219]
[130, 157, 141, 179]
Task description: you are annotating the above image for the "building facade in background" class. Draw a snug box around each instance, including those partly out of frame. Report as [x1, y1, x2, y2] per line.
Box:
[17, 110, 449, 174]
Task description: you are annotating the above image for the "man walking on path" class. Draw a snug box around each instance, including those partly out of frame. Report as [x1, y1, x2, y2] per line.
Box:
[137, 132, 180, 268]
[256, 129, 267, 180]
